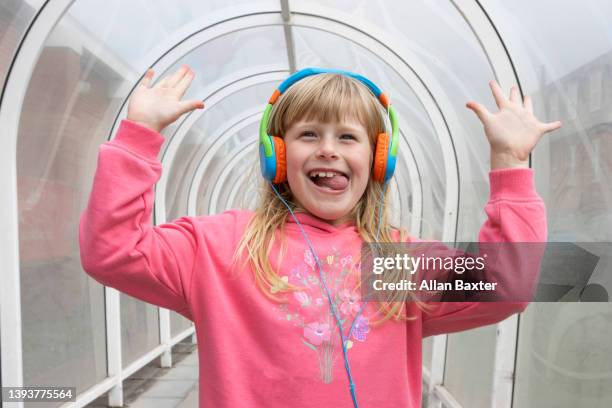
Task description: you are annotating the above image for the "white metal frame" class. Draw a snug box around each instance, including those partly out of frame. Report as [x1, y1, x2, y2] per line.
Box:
[224, 159, 258, 212]
[187, 110, 263, 215]
[0, 1, 194, 407]
[453, 2, 522, 408]
[280, 0, 297, 73]
[0, 1, 75, 402]
[397, 124, 426, 236]
[210, 143, 422, 236]
[108, 12, 288, 139]
[156, 70, 289, 219]
[206, 142, 417, 229]
[170, 69, 423, 233]
[98, 11, 459, 242]
[59, 326, 194, 408]
[3, 5, 459, 405]
[424, 334, 449, 408]
[287, 3, 460, 243]
[421, 0, 523, 407]
[198, 127, 422, 237]
[0, 1, 525, 408]
[491, 315, 520, 407]
[208, 140, 259, 214]
[185, 109, 420, 222]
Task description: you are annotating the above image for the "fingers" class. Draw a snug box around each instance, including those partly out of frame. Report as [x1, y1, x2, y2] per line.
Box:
[178, 99, 205, 115]
[155, 65, 189, 88]
[509, 86, 521, 104]
[465, 101, 491, 123]
[175, 68, 195, 98]
[140, 69, 154, 88]
[489, 80, 506, 109]
[490, 80, 525, 107]
[524, 95, 534, 115]
[540, 120, 562, 134]
[166, 65, 190, 88]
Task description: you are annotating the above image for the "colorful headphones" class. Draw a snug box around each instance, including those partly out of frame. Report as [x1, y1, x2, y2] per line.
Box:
[259, 67, 399, 184]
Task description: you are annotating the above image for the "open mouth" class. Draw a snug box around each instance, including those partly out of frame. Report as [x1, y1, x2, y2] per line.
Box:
[307, 170, 350, 192]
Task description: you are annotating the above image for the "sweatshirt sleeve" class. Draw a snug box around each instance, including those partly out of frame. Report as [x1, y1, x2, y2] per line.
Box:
[421, 168, 547, 338]
[78, 120, 198, 320]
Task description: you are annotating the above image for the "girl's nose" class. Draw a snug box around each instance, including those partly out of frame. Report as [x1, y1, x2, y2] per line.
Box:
[316, 137, 339, 160]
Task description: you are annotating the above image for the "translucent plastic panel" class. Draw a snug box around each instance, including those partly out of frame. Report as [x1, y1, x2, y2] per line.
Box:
[159, 23, 288, 220]
[120, 294, 160, 367]
[443, 326, 497, 408]
[292, 0, 500, 242]
[15, 0, 278, 391]
[67, 0, 280, 67]
[214, 144, 260, 214]
[171, 311, 193, 338]
[199, 144, 414, 230]
[196, 122, 259, 214]
[167, 80, 280, 220]
[514, 304, 612, 407]
[0, 0, 41, 88]
[20, 258, 107, 397]
[203, 131, 259, 215]
[292, 26, 445, 239]
[155, 24, 288, 151]
[389, 158, 414, 229]
[230, 175, 260, 212]
[481, 0, 612, 242]
[17, 49, 110, 392]
[479, 2, 612, 406]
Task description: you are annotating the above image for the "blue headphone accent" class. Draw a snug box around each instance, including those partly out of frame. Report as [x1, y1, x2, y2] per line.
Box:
[259, 142, 276, 181]
[277, 67, 384, 96]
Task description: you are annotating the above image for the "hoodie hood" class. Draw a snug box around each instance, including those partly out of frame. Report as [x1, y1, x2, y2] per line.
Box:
[285, 211, 358, 235]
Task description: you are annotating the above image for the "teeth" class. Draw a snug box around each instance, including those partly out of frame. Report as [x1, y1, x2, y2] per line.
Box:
[309, 171, 340, 178]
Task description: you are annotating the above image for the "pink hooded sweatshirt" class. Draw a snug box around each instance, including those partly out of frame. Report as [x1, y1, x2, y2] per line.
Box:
[79, 120, 547, 407]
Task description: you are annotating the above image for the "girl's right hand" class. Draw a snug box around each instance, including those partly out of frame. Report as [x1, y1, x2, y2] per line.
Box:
[127, 65, 205, 133]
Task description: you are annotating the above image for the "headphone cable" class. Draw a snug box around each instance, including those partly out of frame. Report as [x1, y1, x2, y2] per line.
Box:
[269, 181, 389, 408]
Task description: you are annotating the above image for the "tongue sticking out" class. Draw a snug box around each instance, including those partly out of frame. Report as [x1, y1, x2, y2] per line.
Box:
[312, 174, 349, 191]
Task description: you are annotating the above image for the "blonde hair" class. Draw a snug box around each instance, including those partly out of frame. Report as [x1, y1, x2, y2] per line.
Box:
[233, 73, 418, 325]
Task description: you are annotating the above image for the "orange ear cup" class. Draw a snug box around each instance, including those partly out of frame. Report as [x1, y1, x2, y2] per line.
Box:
[272, 136, 287, 184]
[373, 133, 389, 183]
[273, 133, 387, 184]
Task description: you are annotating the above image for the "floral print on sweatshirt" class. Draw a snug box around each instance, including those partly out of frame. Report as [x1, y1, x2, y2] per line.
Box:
[273, 247, 373, 384]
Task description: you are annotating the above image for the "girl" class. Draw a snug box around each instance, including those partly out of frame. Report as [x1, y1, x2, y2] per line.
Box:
[79, 65, 561, 407]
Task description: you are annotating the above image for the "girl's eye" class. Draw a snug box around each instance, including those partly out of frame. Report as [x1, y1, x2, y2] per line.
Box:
[301, 131, 316, 138]
[341, 134, 356, 140]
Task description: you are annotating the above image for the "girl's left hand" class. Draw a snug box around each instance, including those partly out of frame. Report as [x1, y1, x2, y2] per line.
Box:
[466, 80, 562, 169]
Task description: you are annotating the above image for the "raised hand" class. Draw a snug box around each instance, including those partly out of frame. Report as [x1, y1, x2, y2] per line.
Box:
[466, 80, 562, 169]
[127, 65, 205, 133]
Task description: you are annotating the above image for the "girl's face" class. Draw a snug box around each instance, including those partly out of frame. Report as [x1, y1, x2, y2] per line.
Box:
[284, 117, 373, 225]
